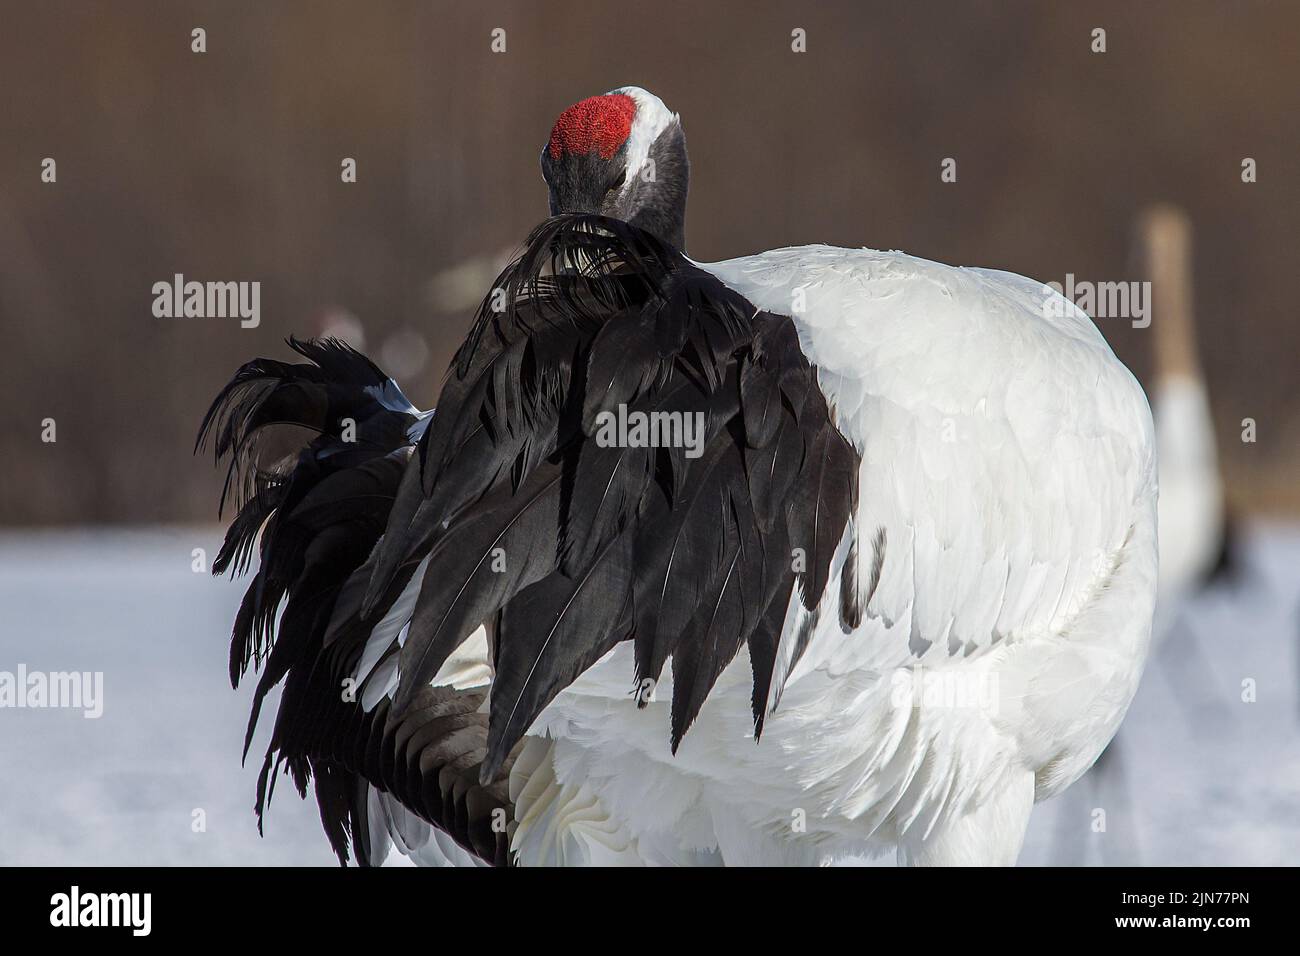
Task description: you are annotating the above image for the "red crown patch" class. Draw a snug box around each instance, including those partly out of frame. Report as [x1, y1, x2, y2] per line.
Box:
[547, 94, 637, 161]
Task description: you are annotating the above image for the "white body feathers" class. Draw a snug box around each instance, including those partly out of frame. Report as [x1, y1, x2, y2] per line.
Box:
[364, 245, 1159, 866]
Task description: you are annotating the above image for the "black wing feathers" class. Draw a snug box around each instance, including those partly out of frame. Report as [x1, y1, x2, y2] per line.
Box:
[200, 215, 860, 865]
[366, 215, 858, 768]
[484, 533, 636, 779]
[199, 338, 517, 865]
[392, 465, 564, 714]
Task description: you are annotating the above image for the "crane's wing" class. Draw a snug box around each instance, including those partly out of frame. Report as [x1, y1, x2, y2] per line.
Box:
[202, 217, 860, 864]
[348, 215, 859, 776]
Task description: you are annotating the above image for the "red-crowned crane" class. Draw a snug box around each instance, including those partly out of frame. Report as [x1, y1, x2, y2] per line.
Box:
[200, 87, 1157, 866]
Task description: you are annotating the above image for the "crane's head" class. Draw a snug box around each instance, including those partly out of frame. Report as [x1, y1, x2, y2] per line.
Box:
[540, 87, 689, 250]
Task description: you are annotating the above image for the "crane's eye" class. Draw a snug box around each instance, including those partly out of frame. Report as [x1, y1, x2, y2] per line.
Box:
[607, 170, 626, 193]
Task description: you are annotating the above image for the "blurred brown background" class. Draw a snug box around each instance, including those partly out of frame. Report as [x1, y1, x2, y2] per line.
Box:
[0, 0, 1296, 526]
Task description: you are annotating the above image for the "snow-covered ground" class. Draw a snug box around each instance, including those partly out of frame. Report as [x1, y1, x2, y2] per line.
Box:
[1, 524, 1297, 866]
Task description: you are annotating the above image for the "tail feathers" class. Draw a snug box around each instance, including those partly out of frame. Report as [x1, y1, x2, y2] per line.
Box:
[203, 337, 522, 866]
[197, 336, 414, 516]
[200, 338, 452, 863]
[200, 337, 420, 691]
[256, 680, 522, 866]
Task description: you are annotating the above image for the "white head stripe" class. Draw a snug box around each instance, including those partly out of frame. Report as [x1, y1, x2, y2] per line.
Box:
[608, 86, 676, 192]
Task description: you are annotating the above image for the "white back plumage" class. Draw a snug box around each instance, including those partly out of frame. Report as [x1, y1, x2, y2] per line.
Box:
[354, 242, 1158, 866]
[517, 246, 1159, 865]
